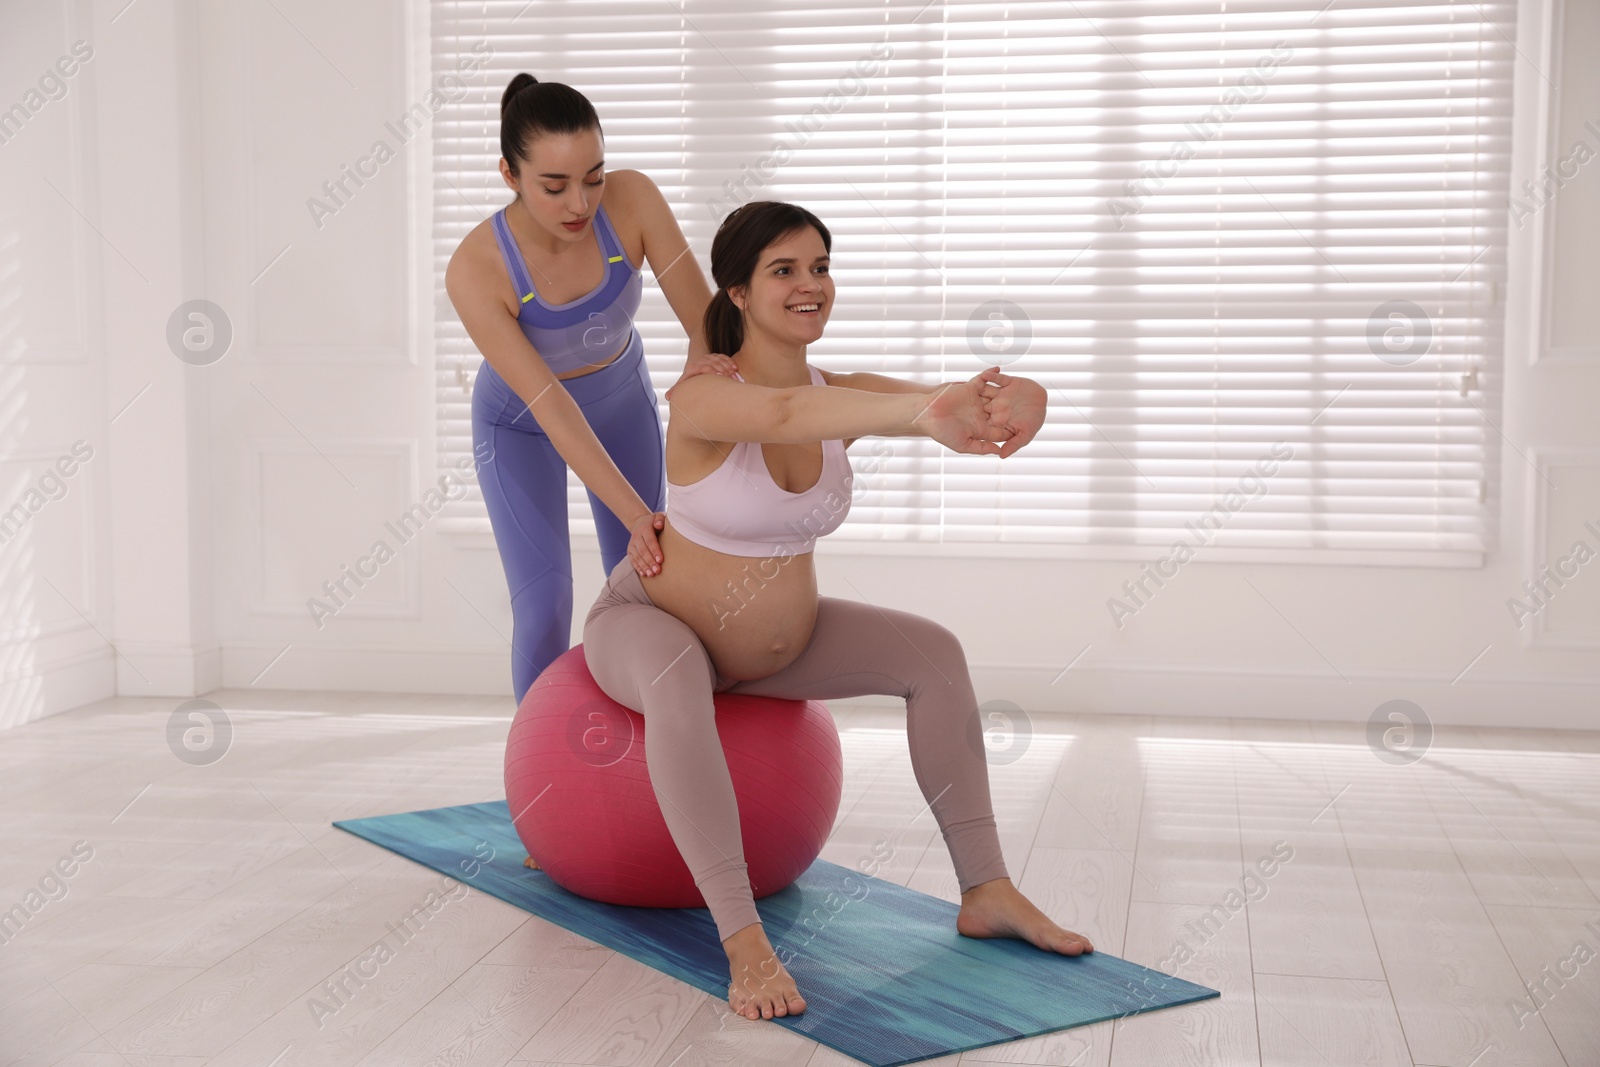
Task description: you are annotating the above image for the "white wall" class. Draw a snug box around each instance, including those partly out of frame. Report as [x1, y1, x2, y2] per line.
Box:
[1, 0, 1594, 731]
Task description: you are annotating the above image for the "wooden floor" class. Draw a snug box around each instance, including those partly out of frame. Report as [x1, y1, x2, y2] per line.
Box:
[2, 689, 1597, 1067]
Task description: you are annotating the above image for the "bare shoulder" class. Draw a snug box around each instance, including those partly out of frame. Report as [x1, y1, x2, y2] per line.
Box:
[605, 167, 654, 199]
[600, 169, 654, 223]
[446, 211, 516, 316]
[448, 214, 494, 266]
[664, 379, 735, 472]
[599, 170, 657, 267]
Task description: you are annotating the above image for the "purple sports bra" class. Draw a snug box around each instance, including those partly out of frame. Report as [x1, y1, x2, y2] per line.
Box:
[666, 364, 855, 557]
[488, 203, 642, 375]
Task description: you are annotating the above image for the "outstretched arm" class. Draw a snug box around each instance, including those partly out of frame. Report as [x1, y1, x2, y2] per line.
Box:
[811, 369, 936, 448]
[818, 367, 1046, 457]
[669, 371, 1008, 456]
[668, 373, 928, 444]
[823, 370, 938, 395]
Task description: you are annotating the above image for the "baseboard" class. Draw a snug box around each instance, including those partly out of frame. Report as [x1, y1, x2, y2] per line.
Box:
[0, 644, 116, 729]
[210, 642, 1600, 730]
[110, 641, 225, 698]
[965, 660, 1600, 731]
[221, 642, 511, 696]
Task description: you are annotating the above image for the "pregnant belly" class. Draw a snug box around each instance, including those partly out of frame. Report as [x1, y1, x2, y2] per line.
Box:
[639, 519, 819, 681]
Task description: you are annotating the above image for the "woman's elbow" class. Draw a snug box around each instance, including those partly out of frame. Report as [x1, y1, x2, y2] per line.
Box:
[769, 391, 805, 443]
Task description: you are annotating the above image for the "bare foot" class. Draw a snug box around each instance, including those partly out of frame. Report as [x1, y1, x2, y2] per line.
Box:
[722, 922, 807, 1021]
[956, 877, 1094, 955]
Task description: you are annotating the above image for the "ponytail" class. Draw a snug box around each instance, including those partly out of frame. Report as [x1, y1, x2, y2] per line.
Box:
[703, 288, 743, 358]
[500, 72, 538, 118]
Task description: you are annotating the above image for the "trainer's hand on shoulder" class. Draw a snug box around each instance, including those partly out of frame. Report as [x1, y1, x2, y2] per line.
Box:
[665, 352, 740, 401]
[627, 511, 665, 577]
[977, 366, 1047, 458]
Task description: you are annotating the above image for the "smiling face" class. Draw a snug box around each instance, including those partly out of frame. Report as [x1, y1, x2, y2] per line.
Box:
[728, 225, 834, 347]
[501, 126, 606, 244]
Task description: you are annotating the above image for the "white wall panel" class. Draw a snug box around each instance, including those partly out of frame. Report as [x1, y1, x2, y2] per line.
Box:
[0, 2, 93, 365]
[1543, 0, 1600, 363]
[249, 437, 418, 619]
[241, 0, 411, 364]
[0, 450, 96, 641]
[1525, 452, 1600, 647]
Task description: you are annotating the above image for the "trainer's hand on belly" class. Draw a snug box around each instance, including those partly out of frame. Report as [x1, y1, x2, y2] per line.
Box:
[627, 511, 666, 577]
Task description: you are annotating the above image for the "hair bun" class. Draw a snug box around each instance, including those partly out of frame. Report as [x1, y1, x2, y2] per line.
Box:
[500, 73, 540, 116]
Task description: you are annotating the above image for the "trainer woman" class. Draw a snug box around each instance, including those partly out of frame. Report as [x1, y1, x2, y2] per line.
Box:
[581, 200, 1089, 1024]
[446, 76, 737, 704]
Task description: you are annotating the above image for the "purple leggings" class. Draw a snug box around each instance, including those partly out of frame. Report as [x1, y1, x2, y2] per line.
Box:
[472, 329, 664, 705]
[581, 556, 1010, 943]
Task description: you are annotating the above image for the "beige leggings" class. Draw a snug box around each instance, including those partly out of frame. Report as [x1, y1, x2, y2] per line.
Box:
[581, 557, 1010, 943]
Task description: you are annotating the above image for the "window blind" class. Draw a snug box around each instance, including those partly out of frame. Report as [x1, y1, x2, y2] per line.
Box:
[431, 0, 1511, 564]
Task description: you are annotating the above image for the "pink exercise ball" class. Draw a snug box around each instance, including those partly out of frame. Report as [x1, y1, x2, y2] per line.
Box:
[504, 644, 844, 909]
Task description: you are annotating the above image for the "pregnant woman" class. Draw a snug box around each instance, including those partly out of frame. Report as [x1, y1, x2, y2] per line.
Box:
[581, 200, 1092, 1023]
[446, 75, 738, 704]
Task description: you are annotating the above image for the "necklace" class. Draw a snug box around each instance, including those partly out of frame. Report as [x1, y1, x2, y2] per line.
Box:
[511, 200, 578, 290]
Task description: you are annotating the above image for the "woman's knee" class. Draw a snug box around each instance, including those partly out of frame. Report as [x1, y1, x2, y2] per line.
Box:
[888, 609, 967, 665]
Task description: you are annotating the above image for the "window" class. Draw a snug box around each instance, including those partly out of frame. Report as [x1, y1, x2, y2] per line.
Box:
[432, 0, 1512, 565]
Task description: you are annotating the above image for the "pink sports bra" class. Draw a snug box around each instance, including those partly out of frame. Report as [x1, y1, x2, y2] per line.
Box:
[666, 364, 854, 557]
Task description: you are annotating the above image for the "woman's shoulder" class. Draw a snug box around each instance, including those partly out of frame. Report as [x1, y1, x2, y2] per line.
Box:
[449, 206, 504, 263]
[598, 169, 665, 230]
[603, 168, 653, 201]
[445, 208, 517, 315]
[597, 172, 656, 268]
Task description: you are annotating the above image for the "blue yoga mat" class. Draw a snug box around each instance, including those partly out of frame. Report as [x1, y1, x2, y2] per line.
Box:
[334, 800, 1218, 1067]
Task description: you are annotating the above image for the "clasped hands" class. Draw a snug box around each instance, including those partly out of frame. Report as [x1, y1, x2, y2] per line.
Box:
[918, 365, 1047, 460]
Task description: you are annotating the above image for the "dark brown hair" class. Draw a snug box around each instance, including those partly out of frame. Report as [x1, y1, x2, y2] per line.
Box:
[498, 74, 603, 177]
[704, 201, 833, 356]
